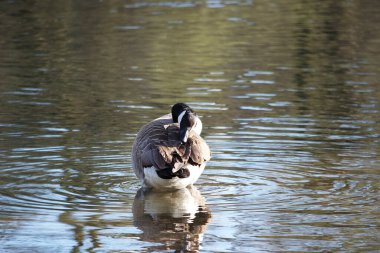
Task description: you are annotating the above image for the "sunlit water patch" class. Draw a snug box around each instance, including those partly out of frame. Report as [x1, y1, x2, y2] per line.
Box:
[1, 0, 380, 252]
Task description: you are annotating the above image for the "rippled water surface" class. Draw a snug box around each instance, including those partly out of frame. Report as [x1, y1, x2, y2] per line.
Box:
[1, 0, 380, 252]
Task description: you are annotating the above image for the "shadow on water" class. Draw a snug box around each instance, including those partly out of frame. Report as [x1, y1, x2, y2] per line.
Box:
[133, 187, 212, 252]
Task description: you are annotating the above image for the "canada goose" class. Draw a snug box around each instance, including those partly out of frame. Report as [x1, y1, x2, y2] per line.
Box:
[132, 103, 211, 190]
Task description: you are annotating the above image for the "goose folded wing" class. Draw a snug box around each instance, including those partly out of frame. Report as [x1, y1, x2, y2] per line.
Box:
[140, 143, 188, 172]
[189, 135, 211, 165]
[139, 124, 206, 172]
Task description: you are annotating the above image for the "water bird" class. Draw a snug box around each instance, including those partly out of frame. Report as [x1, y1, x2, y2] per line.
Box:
[132, 103, 211, 190]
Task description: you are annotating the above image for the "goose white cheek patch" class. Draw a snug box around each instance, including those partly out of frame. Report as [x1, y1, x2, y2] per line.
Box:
[178, 110, 186, 125]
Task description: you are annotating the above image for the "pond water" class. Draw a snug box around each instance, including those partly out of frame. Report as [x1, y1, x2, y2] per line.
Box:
[1, 0, 380, 252]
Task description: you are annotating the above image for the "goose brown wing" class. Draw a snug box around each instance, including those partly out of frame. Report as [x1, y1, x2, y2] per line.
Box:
[188, 133, 211, 165]
[139, 123, 186, 171]
[136, 118, 209, 174]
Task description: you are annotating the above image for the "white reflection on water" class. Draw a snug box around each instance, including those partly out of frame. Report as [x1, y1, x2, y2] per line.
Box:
[133, 187, 212, 252]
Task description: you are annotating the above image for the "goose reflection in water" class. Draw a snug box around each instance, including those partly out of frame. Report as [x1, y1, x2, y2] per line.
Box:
[133, 186, 212, 252]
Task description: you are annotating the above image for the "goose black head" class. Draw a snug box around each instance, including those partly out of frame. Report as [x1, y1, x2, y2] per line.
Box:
[171, 103, 192, 122]
[171, 103, 202, 144]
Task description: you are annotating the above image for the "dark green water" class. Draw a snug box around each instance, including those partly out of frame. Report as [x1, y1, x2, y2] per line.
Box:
[1, 0, 379, 252]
